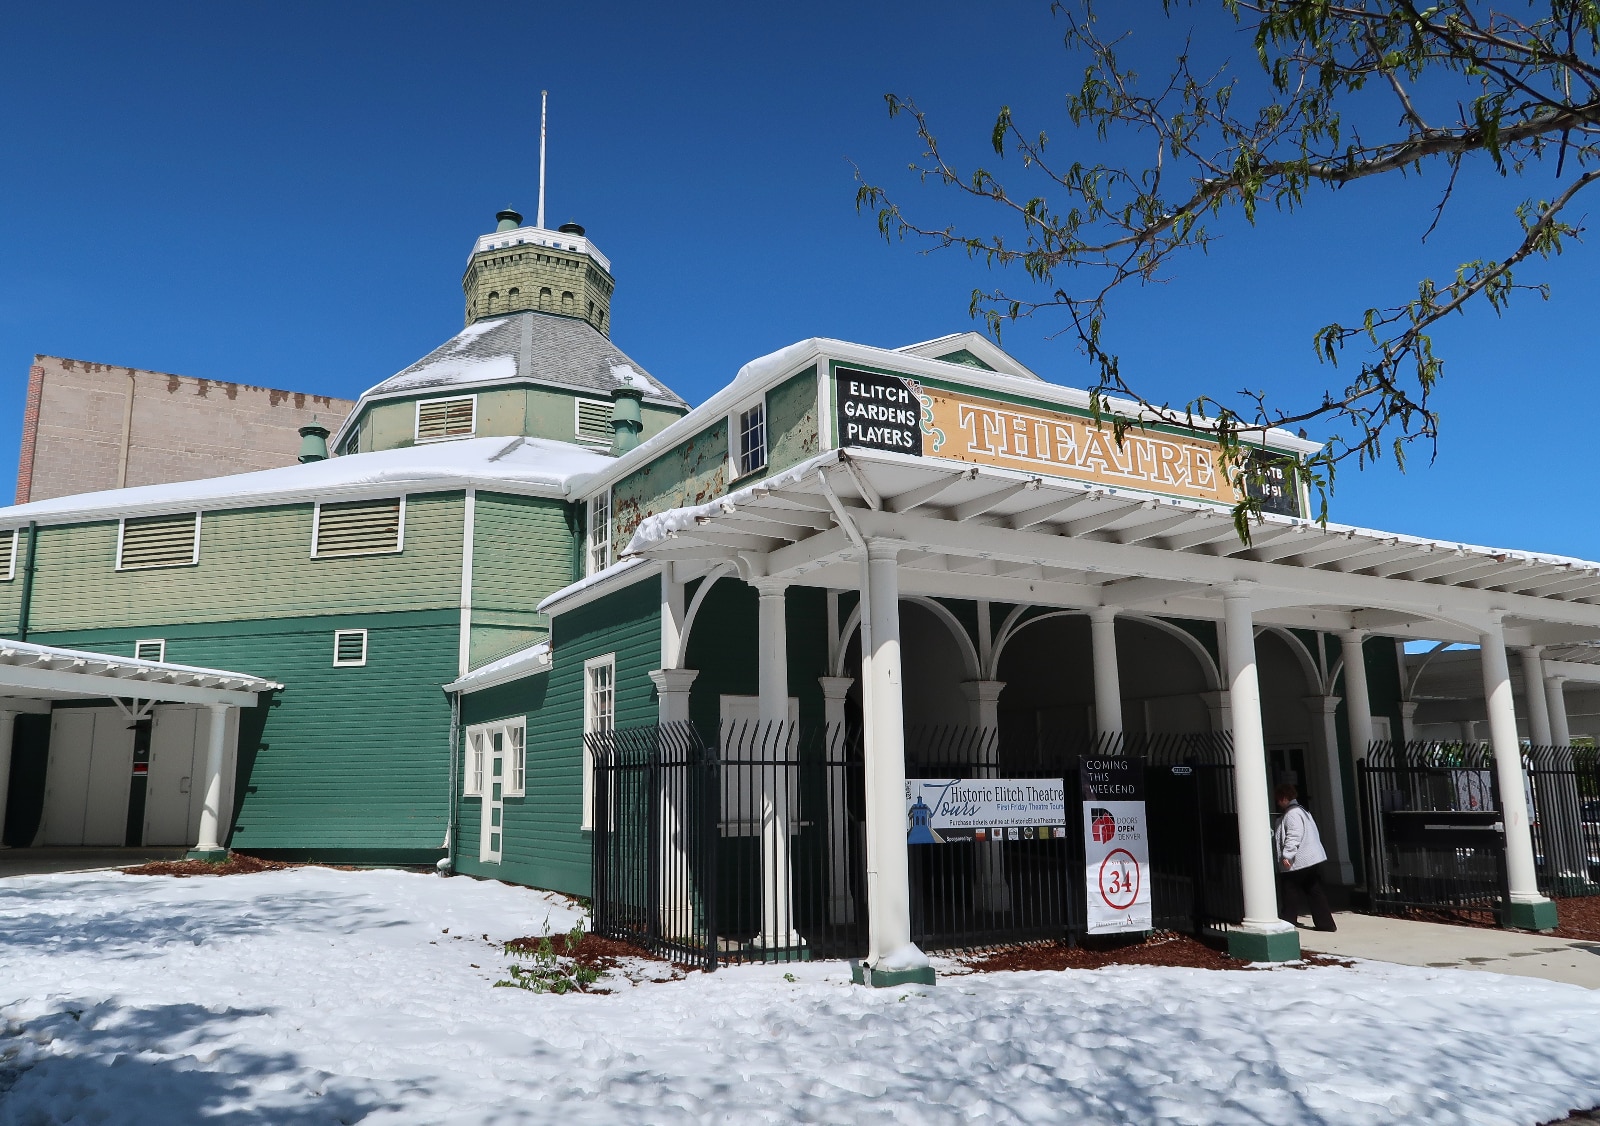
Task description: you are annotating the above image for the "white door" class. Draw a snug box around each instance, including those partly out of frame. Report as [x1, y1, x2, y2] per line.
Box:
[144, 708, 202, 846]
[83, 712, 135, 846]
[43, 709, 135, 846]
[42, 711, 95, 845]
[479, 729, 504, 864]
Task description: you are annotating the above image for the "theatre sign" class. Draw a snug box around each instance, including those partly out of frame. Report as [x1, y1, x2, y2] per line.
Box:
[834, 367, 1303, 516]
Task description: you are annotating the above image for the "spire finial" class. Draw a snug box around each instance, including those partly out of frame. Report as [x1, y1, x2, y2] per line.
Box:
[537, 90, 549, 229]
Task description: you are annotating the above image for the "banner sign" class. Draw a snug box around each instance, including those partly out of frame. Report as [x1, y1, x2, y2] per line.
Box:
[1080, 756, 1152, 934]
[834, 367, 1303, 517]
[905, 778, 1067, 844]
[836, 369, 922, 456]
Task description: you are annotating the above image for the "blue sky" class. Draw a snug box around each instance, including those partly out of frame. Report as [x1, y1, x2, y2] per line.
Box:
[1, 2, 1592, 555]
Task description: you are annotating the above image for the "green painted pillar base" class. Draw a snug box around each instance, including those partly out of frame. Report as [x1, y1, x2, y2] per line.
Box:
[851, 960, 936, 988]
[1504, 898, 1559, 932]
[751, 945, 812, 964]
[1227, 927, 1302, 962]
[185, 848, 228, 863]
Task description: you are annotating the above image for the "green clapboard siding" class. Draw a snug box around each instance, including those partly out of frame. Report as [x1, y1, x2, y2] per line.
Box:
[454, 576, 659, 894]
[766, 367, 819, 476]
[23, 493, 464, 633]
[610, 418, 729, 550]
[32, 611, 459, 859]
[469, 492, 578, 667]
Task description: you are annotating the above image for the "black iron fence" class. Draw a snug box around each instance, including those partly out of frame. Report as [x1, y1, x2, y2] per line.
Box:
[1523, 744, 1600, 897]
[591, 722, 1242, 968]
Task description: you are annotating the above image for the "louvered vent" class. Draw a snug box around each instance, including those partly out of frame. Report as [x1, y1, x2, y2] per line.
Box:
[314, 498, 403, 558]
[118, 514, 199, 570]
[333, 629, 368, 666]
[576, 399, 612, 444]
[0, 529, 16, 580]
[135, 639, 166, 663]
[416, 396, 476, 442]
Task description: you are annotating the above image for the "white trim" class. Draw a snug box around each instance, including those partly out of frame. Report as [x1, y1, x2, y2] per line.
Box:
[538, 558, 657, 618]
[311, 496, 406, 559]
[575, 396, 613, 446]
[581, 653, 616, 831]
[464, 717, 526, 799]
[728, 398, 768, 483]
[413, 394, 478, 444]
[0, 528, 17, 581]
[115, 512, 202, 571]
[587, 488, 612, 576]
[458, 489, 475, 678]
[444, 641, 552, 694]
[462, 726, 486, 798]
[133, 639, 166, 664]
[332, 628, 369, 667]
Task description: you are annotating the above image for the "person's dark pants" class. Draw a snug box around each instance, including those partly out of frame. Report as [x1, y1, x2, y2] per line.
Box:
[1277, 862, 1336, 931]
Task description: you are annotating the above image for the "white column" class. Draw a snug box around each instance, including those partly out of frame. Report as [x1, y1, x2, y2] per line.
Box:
[1339, 630, 1375, 759]
[194, 703, 232, 855]
[647, 668, 698, 939]
[1399, 700, 1420, 745]
[960, 679, 1011, 913]
[1547, 676, 1572, 748]
[1479, 619, 1548, 911]
[754, 579, 798, 948]
[863, 541, 928, 977]
[0, 710, 16, 849]
[1303, 695, 1354, 884]
[1520, 647, 1553, 746]
[1222, 585, 1296, 952]
[661, 568, 686, 672]
[819, 675, 856, 924]
[1089, 606, 1123, 739]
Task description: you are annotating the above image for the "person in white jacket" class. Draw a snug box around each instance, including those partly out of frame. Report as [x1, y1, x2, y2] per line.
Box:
[1274, 783, 1337, 932]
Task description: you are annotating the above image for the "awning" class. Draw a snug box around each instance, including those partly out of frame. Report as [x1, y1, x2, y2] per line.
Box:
[596, 447, 1600, 648]
[0, 639, 282, 712]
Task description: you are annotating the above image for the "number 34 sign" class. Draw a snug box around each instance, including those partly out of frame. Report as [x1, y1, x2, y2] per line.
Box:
[1080, 758, 1152, 934]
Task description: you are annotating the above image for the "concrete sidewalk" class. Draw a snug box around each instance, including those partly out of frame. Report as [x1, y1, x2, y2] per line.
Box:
[0, 847, 187, 879]
[1301, 911, 1600, 989]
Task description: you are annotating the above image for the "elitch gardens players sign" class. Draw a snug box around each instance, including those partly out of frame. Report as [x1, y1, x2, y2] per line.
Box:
[1081, 757, 1152, 934]
[836, 369, 923, 455]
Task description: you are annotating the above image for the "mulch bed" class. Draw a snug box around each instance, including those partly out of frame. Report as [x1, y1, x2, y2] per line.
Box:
[958, 931, 1354, 973]
[504, 931, 669, 974]
[121, 853, 359, 878]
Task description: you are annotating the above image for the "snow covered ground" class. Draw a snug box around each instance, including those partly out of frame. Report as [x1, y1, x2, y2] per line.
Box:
[2, 868, 1599, 1125]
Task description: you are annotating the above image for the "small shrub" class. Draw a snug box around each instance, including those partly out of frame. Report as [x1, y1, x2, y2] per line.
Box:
[495, 918, 603, 994]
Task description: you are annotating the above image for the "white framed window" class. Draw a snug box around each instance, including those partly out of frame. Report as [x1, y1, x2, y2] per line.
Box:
[582, 654, 615, 830]
[117, 513, 201, 571]
[730, 400, 767, 479]
[463, 718, 525, 799]
[312, 497, 405, 558]
[134, 639, 166, 663]
[333, 629, 368, 667]
[0, 528, 17, 580]
[575, 397, 611, 445]
[587, 491, 611, 575]
[463, 727, 487, 798]
[415, 395, 477, 443]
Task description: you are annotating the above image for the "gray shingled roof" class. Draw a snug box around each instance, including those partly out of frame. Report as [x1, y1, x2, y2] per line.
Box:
[362, 311, 687, 408]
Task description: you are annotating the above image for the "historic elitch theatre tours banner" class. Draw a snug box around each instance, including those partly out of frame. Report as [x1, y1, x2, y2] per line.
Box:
[905, 778, 1067, 844]
[1080, 757, 1152, 934]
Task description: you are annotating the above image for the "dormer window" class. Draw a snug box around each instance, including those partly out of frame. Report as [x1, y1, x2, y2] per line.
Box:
[731, 401, 767, 479]
[415, 396, 476, 443]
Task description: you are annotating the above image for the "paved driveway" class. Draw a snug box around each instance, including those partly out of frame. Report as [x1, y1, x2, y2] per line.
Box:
[0, 847, 187, 879]
[1302, 911, 1600, 988]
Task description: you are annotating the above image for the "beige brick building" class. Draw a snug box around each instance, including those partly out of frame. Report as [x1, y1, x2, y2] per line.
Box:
[15, 356, 354, 503]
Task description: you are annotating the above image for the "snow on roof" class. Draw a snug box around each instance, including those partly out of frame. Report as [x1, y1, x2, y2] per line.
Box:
[342, 309, 685, 428]
[0, 436, 614, 527]
[0, 637, 282, 695]
[443, 640, 552, 694]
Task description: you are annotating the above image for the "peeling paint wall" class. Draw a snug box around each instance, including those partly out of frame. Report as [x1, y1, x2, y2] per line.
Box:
[611, 417, 730, 549]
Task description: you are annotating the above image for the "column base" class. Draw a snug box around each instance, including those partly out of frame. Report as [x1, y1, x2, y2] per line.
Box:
[1504, 897, 1559, 932]
[185, 848, 228, 863]
[851, 960, 936, 988]
[1227, 927, 1302, 962]
[747, 944, 811, 964]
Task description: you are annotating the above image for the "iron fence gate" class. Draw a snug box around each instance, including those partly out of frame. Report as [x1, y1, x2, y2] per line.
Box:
[1359, 742, 1510, 923]
[591, 723, 1242, 968]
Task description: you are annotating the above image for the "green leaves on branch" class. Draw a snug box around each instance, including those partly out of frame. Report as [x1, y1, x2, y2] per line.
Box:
[855, 0, 1600, 537]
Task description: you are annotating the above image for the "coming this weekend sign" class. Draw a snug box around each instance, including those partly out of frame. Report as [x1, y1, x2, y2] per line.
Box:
[835, 368, 1301, 514]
